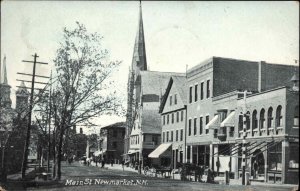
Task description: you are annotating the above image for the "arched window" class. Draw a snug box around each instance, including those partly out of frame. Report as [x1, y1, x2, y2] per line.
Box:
[260, 109, 265, 129]
[267, 107, 273, 129]
[246, 111, 251, 130]
[252, 110, 258, 130]
[294, 105, 299, 127]
[276, 105, 282, 127]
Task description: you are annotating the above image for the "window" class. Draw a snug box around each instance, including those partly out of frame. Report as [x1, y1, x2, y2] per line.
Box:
[113, 142, 117, 149]
[167, 114, 169, 124]
[180, 129, 183, 141]
[194, 118, 197, 135]
[170, 95, 173, 106]
[260, 109, 265, 129]
[113, 130, 117, 137]
[153, 135, 158, 145]
[268, 143, 282, 171]
[229, 127, 234, 137]
[172, 113, 174, 124]
[276, 105, 282, 127]
[205, 115, 209, 134]
[246, 111, 250, 130]
[162, 132, 165, 143]
[294, 105, 299, 127]
[289, 143, 299, 169]
[163, 115, 165, 125]
[267, 107, 273, 129]
[181, 111, 184, 121]
[195, 84, 198, 102]
[176, 112, 179, 122]
[206, 80, 210, 98]
[166, 131, 169, 142]
[171, 131, 173, 142]
[174, 94, 177, 105]
[238, 114, 243, 131]
[200, 82, 204, 100]
[199, 117, 203, 135]
[176, 130, 178, 141]
[252, 110, 258, 130]
[188, 119, 192, 136]
[189, 87, 193, 103]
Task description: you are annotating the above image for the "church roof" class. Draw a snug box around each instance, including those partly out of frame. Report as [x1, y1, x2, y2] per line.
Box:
[1, 55, 8, 84]
[140, 109, 161, 134]
[140, 71, 185, 96]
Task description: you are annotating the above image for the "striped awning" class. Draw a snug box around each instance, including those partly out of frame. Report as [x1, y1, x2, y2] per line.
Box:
[205, 115, 219, 129]
[221, 111, 236, 127]
[148, 143, 172, 158]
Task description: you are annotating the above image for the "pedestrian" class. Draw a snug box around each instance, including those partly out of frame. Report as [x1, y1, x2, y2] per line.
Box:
[86, 157, 90, 166]
[101, 158, 105, 168]
[253, 160, 258, 179]
[111, 159, 114, 167]
[216, 158, 220, 176]
[121, 160, 125, 171]
[95, 157, 98, 167]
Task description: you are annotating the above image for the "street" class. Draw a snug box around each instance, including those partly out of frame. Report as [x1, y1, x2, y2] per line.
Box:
[21, 162, 297, 191]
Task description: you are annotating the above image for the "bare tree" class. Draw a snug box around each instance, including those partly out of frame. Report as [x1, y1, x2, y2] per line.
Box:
[52, 22, 123, 180]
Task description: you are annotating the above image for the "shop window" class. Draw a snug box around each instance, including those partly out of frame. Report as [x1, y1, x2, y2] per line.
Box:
[268, 143, 282, 171]
[260, 109, 265, 129]
[288, 143, 299, 169]
[276, 105, 282, 127]
[294, 105, 299, 127]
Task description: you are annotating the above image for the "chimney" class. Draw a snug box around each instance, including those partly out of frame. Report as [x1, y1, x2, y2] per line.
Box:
[258, 61, 266, 92]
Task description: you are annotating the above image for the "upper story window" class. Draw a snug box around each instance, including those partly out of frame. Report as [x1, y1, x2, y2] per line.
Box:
[199, 117, 203, 135]
[188, 119, 192, 136]
[276, 105, 282, 127]
[294, 105, 299, 127]
[171, 131, 173, 142]
[206, 80, 210, 98]
[189, 86, 193, 103]
[195, 84, 198, 102]
[180, 129, 183, 141]
[260, 109, 265, 129]
[162, 132, 165, 143]
[166, 131, 169, 142]
[167, 114, 169, 124]
[205, 115, 209, 134]
[176, 130, 178, 141]
[163, 115, 165, 125]
[170, 95, 173, 106]
[181, 111, 184, 121]
[172, 113, 174, 124]
[176, 111, 179, 122]
[252, 110, 258, 130]
[174, 94, 177, 105]
[194, 118, 197, 135]
[238, 114, 243, 131]
[200, 82, 204, 100]
[246, 111, 250, 130]
[267, 107, 273, 129]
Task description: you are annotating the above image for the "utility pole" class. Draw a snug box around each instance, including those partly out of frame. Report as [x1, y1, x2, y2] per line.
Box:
[20, 53, 48, 179]
[237, 90, 252, 185]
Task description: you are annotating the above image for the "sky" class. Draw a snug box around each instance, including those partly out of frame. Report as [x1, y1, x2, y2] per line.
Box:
[1, 1, 299, 134]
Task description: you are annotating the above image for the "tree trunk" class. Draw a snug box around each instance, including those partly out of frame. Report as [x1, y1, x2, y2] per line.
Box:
[55, 124, 65, 180]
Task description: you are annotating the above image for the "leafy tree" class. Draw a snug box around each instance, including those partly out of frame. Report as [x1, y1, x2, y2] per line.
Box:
[52, 22, 123, 180]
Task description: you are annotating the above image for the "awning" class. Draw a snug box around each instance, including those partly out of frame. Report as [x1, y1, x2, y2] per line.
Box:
[128, 149, 139, 155]
[205, 115, 219, 129]
[221, 111, 236, 127]
[93, 150, 106, 156]
[148, 143, 172, 158]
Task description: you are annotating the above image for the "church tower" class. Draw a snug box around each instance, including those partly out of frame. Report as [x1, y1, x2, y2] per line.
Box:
[125, 2, 148, 158]
[16, 80, 29, 115]
[0, 55, 12, 109]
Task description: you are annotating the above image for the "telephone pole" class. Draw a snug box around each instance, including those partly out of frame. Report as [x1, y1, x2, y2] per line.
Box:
[20, 53, 48, 179]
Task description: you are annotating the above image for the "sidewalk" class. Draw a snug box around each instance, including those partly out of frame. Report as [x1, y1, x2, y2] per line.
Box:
[7, 167, 35, 180]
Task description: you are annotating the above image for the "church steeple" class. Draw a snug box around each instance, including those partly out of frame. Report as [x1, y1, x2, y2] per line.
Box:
[132, 1, 147, 73]
[1, 55, 8, 84]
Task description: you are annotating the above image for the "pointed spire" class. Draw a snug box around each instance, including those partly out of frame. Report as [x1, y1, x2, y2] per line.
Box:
[132, 1, 147, 72]
[16, 80, 29, 95]
[1, 55, 8, 84]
